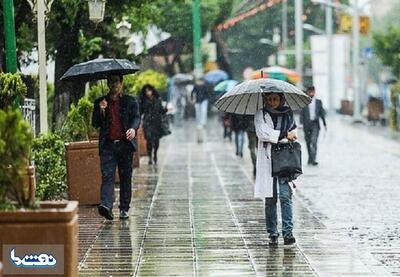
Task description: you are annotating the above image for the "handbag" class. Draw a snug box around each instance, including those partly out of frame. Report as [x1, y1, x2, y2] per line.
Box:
[160, 113, 171, 137]
[271, 141, 302, 180]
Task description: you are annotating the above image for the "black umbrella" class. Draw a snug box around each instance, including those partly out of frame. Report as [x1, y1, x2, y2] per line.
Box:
[60, 58, 140, 82]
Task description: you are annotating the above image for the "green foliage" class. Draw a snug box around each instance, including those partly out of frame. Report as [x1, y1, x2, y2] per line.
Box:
[0, 109, 34, 209]
[78, 31, 103, 61]
[124, 70, 168, 96]
[389, 82, 400, 131]
[86, 83, 108, 103]
[61, 97, 94, 141]
[373, 27, 400, 77]
[0, 73, 27, 109]
[32, 133, 67, 200]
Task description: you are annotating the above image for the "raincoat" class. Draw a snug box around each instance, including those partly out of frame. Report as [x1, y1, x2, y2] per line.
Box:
[254, 109, 298, 199]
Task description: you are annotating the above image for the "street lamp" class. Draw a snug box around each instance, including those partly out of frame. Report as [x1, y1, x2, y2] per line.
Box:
[116, 17, 131, 38]
[27, 0, 53, 134]
[88, 0, 106, 23]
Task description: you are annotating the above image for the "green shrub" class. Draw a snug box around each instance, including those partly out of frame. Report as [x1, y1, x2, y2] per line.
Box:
[32, 133, 67, 200]
[0, 73, 27, 109]
[0, 109, 34, 210]
[124, 69, 168, 96]
[61, 97, 94, 141]
[86, 82, 107, 103]
[390, 81, 400, 131]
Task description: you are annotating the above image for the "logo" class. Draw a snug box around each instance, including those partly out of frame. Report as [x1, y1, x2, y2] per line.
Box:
[10, 248, 57, 268]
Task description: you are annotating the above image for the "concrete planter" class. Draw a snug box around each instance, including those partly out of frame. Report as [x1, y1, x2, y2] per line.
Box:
[0, 201, 78, 277]
[65, 141, 101, 205]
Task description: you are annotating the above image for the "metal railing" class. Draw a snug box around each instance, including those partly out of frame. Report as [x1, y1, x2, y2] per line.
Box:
[21, 98, 36, 136]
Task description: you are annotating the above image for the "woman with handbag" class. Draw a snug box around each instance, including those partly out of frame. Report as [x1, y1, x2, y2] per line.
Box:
[254, 92, 298, 247]
[139, 84, 168, 165]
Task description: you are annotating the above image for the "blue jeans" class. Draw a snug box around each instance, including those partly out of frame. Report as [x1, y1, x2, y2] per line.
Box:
[100, 140, 133, 211]
[195, 99, 208, 127]
[235, 130, 245, 155]
[265, 178, 293, 238]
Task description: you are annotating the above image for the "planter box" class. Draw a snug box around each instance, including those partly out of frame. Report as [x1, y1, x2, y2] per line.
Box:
[0, 201, 78, 277]
[340, 100, 353, 115]
[65, 141, 101, 205]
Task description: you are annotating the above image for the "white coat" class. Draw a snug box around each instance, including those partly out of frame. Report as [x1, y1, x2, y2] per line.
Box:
[254, 109, 298, 199]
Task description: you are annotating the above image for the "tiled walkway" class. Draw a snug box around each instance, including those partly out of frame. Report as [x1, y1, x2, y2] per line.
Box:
[77, 116, 383, 276]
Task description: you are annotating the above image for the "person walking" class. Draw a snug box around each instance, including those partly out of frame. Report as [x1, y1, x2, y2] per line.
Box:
[92, 73, 141, 221]
[191, 78, 212, 143]
[244, 115, 258, 177]
[139, 84, 168, 165]
[254, 92, 298, 247]
[231, 113, 247, 157]
[300, 86, 327, 166]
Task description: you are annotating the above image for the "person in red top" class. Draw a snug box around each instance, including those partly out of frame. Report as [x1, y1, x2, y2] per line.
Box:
[92, 73, 140, 220]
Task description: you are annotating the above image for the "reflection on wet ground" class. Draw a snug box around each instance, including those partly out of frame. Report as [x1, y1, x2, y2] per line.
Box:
[78, 116, 386, 276]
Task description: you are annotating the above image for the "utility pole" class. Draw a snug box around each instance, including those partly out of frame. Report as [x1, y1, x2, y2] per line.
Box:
[2, 0, 17, 73]
[192, 0, 203, 79]
[352, 0, 361, 122]
[37, 0, 48, 133]
[282, 0, 288, 51]
[295, 0, 303, 87]
[326, 5, 333, 113]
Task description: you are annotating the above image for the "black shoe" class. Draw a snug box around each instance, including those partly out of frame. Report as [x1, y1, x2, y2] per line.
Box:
[148, 159, 153, 165]
[269, 236, 278, 247]
[311, 161, 319, 166]
[153, 155, 157, 165]
[98, 204, 113, 220]
[253, 167, 256, 177]
[283, 234, 296, 247]
[119, 210, 129, 220]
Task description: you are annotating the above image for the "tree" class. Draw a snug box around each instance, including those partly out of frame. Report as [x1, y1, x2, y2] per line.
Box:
[155, 0, 234, 75]
[1, 1, 165, 128]
[373, 27, 400, 77]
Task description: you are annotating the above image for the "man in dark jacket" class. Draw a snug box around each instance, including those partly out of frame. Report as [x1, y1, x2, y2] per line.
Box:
[92, 73, 141, 220]
[300, 86, 327, 166]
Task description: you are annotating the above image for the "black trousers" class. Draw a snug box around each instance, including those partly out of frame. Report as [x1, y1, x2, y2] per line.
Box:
[304, 122, 320, 163]
[100, 140, 133, 211]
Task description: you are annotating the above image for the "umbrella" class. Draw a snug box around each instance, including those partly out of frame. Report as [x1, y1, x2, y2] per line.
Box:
[171, 73, 193, 85]
[252, 66, 300, 83]
[215, 78, 311, 115]
[203, 69, 229, 84]
[214, 80, 238, 94]
[60, 58, 140, 82]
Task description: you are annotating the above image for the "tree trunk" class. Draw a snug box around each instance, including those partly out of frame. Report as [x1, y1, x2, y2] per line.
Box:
[52, 12, 85, 129]
[212, 29, 232, 78]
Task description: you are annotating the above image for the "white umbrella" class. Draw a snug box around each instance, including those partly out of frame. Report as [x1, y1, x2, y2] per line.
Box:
[215, 78, 311, 114]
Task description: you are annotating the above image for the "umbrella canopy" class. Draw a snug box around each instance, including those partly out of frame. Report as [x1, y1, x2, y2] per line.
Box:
[215, 78, 311, 115]
[252, 66, 300, 83]
[171, 73, 193, 85]
[214, 80, 238, 93]
[60, 58, 140, 82]
[203, 69, 229, 84]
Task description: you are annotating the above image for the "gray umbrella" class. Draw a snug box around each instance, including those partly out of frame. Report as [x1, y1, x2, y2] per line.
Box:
[171, 73, 193, 85]
[60, 58, 140, 82]
[214, 78, 311, 114]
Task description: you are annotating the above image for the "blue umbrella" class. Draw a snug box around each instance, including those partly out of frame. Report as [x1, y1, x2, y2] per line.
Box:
[203, 69, 229, 84]
[214, 80, 238, 94]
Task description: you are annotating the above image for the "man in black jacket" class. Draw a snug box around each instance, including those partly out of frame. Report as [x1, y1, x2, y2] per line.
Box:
[92, 73, 141, 220]
[300, 86, 327, 166]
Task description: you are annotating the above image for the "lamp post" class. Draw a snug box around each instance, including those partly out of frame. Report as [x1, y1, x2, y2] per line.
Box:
[116, 17, 131, 38]
[295, 0, 304, 88]
[2, 0, 17, 73]
[192, 0, 203, 79]
[27, 0, 53, 134]
[87, 0, 106, 23]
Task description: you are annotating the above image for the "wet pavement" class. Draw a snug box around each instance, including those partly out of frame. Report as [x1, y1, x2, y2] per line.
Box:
[78, 114, 399, 276]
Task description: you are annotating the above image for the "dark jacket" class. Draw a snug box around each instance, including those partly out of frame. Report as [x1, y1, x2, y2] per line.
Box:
[300, 99, 326, 130]
[139, 97, 167, 141]
[92, 93, 141, 154]
[231, 114, 248, 132]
